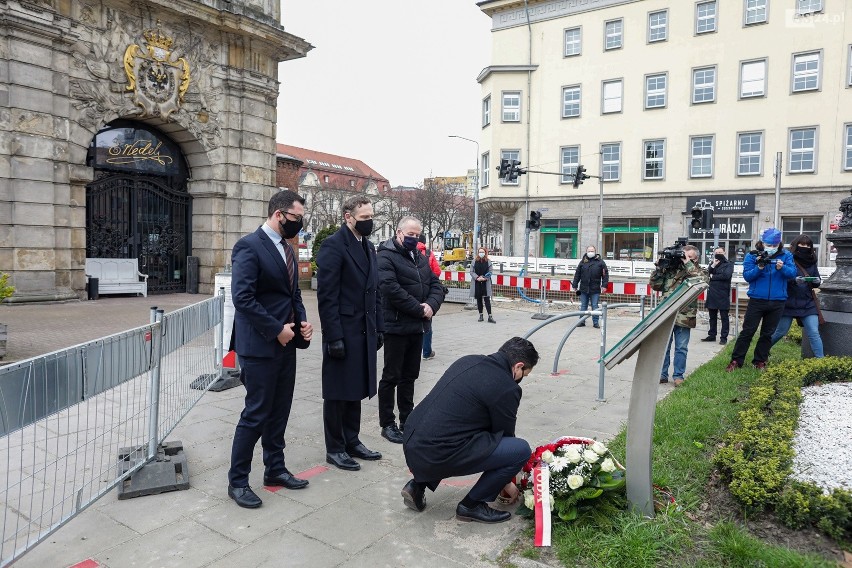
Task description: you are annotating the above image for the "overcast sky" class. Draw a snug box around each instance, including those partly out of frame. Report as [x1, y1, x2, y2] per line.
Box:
[277, 2, 493, 187]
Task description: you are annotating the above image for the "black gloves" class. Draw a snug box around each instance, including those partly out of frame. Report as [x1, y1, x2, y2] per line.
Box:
[376, 332, 384, 351]
[327, 339, 345, 359]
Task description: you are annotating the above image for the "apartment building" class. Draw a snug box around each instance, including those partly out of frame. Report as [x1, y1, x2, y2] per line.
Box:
[476, 0, 850, 264]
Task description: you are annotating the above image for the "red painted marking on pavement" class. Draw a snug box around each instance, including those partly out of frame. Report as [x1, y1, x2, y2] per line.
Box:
[69, 560, 99, 568]
[550, 370, 570, 376]
[441, 478, 476, 487]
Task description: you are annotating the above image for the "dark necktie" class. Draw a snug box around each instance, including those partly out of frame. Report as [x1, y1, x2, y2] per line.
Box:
[282, 239, 295, 286]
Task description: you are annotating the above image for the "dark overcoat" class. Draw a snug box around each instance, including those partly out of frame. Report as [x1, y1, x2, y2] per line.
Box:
[316, 226, 384, 400]
[572, 255, 609, 294]
[231, 226, 307, 358]
[706, 258, 734, 310]
[402, 352, 522, 482]
[377, 238, 444, 335]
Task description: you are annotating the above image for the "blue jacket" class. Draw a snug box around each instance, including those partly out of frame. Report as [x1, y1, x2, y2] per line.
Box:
[743, 249, 797, 301]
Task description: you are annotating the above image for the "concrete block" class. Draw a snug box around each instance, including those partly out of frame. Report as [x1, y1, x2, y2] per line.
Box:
[12, 203, 55, 226]
[8, 61, 53, 90]
[9, 41, 52, 67]
[9, 224, 55, 249]
[117, 441, 190, 500]
[11, 110, 54, 137]
[11, 156, 54, 182]
[9, 85, 54, 114]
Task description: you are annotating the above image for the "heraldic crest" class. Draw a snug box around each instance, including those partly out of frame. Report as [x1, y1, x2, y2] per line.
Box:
[124, 23, 190, 118]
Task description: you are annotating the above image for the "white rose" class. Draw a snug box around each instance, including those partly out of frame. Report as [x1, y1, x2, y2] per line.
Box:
[564, 447, 582, 464]
[583, 449, 600, 463]
[600, 458, 616, 473]
[591, 441, 608, 455]
[524, 491, 535, 509]
[540, 450, 554, 463]
[567, 475, 584, 490]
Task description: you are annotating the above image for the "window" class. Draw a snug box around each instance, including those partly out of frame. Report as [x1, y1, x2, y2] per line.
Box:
[740, 59, 766, 98]
[796, 0, 823, 15]
[696, 2, 717, 33]
[690, 135, 714, 178]
[560, 146, 579, 184]
[648, 10, 667, 42]
[744, 0, 767, 24]
[502, 92, 521, 122]
[500, 149, 520, 185]
[324, 175, 329, 183]
[481, 152, 490, 186]
[602, 79, 623, 113]
[644, 139, 665, 180]
[737, 132, 763, 176]
[565, 27, 581, 56]
[601, 143, 621, 181]
[645, 73, 667, 109]
[482, 96, 491, 127]
[782, 217, 823, 254]
[792, 51, 821, 92]
[789, 128, 816, 173]
[845, 125, 852, 171]
[692, 66, 716, 103]
[605, 19, 623, 50]
[848, 46, 852, 86]
[562, 85, 581, 118]
[350, 180, 355, 187]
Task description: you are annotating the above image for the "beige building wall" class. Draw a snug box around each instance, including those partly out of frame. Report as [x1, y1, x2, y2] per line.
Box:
[478, 0, 852, 264]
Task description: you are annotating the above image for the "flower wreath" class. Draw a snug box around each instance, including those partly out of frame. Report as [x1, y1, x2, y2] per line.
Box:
[515, 436, 626, 546]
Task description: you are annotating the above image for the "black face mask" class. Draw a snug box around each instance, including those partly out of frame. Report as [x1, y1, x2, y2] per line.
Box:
[401, 235, 419, 251]
[279, 218, 302, 240]
[354, 219, 373, 237]
[715, 254, 725, 261]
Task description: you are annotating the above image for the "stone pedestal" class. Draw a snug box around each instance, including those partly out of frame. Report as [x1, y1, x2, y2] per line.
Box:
[815, 190, 852, 357]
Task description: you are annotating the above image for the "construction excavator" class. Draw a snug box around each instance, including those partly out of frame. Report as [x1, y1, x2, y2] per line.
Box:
[442, 232, 474, 266]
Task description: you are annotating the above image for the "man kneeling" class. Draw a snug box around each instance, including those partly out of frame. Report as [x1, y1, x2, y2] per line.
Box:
[401, 337, 538, 523]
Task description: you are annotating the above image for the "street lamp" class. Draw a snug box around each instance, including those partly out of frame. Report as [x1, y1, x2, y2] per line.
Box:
[448, 135, 480, 251]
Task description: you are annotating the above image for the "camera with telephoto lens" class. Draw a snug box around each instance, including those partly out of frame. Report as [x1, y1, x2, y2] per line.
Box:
[656, 237, 689, 272]
[751, 249, 771, 268]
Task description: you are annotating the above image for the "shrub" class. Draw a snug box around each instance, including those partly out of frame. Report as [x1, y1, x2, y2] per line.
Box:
[0, 273, 13, 301]
[715, 356, 852, 541]
[785, 321, 803, 344]
[310, 224, 339, 270]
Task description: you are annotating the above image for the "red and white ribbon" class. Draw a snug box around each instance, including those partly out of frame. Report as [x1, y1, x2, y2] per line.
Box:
[533, 465, 551, 547]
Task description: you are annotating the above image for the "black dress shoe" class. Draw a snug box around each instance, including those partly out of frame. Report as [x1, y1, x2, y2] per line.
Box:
[381, 424, 404, 444]
[401, 479, 426, 512]
[701, 336, 716, 342]
[263, 471, 309, 489]
[228, 485, 262, 509]
[326, 452, 361, 471]
[455, 501, 511, 523]
[719, 338, 728, 345]
[346, 443, 382, 460]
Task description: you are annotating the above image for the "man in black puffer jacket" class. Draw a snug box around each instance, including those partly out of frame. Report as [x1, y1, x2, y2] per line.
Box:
[572, 244, 609, 328]
[377, 216, 445, 444]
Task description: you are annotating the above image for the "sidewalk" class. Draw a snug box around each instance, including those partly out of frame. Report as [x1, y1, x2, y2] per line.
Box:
[2, 292, 726, 568]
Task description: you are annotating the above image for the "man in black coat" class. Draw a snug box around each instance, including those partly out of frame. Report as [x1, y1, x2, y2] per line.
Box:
[227, 190, 314, 509]
[572, 245, 609, 328]
[702, 246, 734, 345]
[376, 216, 445, 444]
[400, 337, 539, 523]
[317, 195, 385, 471]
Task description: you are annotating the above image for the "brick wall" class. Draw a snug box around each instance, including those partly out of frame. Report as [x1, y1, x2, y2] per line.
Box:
[276, 157, 302, 191]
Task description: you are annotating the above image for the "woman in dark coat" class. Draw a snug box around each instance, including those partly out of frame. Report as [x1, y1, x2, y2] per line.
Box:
[702, 246, 734, 345]
[469, 246, 495, 323]
[770, 235, 824, 357]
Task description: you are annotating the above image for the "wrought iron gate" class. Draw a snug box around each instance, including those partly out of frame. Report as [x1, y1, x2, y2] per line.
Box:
[86, 173, 191, 294]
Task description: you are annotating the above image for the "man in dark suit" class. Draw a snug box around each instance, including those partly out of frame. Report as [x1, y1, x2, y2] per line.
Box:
[227, 190, 314, 509]
[316, 195, 384, 471]
[401, 337, 539, 524]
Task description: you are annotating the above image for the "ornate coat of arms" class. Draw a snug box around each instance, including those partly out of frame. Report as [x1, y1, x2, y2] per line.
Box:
[123, 25, 190, 118]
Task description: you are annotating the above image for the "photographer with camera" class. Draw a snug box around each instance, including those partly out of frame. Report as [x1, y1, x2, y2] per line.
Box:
[650, 240, 706, 386]
[725, 228, 798, 372]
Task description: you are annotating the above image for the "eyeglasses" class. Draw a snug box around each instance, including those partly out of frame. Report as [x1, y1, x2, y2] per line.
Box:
[278, 210, 303, 223]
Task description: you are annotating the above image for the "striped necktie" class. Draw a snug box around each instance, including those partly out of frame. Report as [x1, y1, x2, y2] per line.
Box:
[282, 239, 295, 286]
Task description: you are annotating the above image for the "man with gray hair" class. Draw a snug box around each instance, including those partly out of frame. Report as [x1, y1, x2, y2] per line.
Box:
[376, 216, 445, 444]
[316, 195, 384, 471]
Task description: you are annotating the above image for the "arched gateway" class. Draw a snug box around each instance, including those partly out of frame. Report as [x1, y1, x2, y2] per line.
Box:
[86, 122, 191, 294]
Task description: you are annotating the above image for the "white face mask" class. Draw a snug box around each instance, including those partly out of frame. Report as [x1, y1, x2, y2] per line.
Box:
[764, 246, 778, 255]
[586, 251, 595, 258]
[478, 252, 485, 258]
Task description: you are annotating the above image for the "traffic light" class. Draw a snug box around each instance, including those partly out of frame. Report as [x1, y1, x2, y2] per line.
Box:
[497, 159, 511, 179]
[528, 210, 542, 230]
[701, 208, 714, 231]
[690, 207, 702, 230]
[507, 160, 522, 182]
[572, 164, 587, 188]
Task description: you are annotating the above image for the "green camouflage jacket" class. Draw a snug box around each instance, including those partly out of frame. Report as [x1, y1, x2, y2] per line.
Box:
[649, 260, 707, 328]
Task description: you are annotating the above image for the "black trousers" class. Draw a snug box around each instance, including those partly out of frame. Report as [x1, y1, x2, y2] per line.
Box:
[378, 333, 423, 428]
[229, 345, 296, 487]
[707, 308, 729, 339]
[730, 299, 785, 365]
[476, 296, 492, 315]
[323, 400, 362, 453]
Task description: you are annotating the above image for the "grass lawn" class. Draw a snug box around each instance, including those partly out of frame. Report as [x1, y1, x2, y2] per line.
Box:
[500, 338, 846, 568]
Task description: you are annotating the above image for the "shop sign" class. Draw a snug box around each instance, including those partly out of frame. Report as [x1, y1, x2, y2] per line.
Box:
[690, 217, 753, 239]
[686, 194, 756, 214]
[540, 227, 578, 233]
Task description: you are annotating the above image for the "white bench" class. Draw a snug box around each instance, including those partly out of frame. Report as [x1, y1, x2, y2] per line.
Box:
[85, 258, 148, 297]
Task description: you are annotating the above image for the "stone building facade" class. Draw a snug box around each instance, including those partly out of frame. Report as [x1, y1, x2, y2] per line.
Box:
[1, 0, 311, 301]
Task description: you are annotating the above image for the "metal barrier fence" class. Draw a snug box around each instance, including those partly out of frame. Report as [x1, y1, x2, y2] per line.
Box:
[0, 294, 224, 567]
